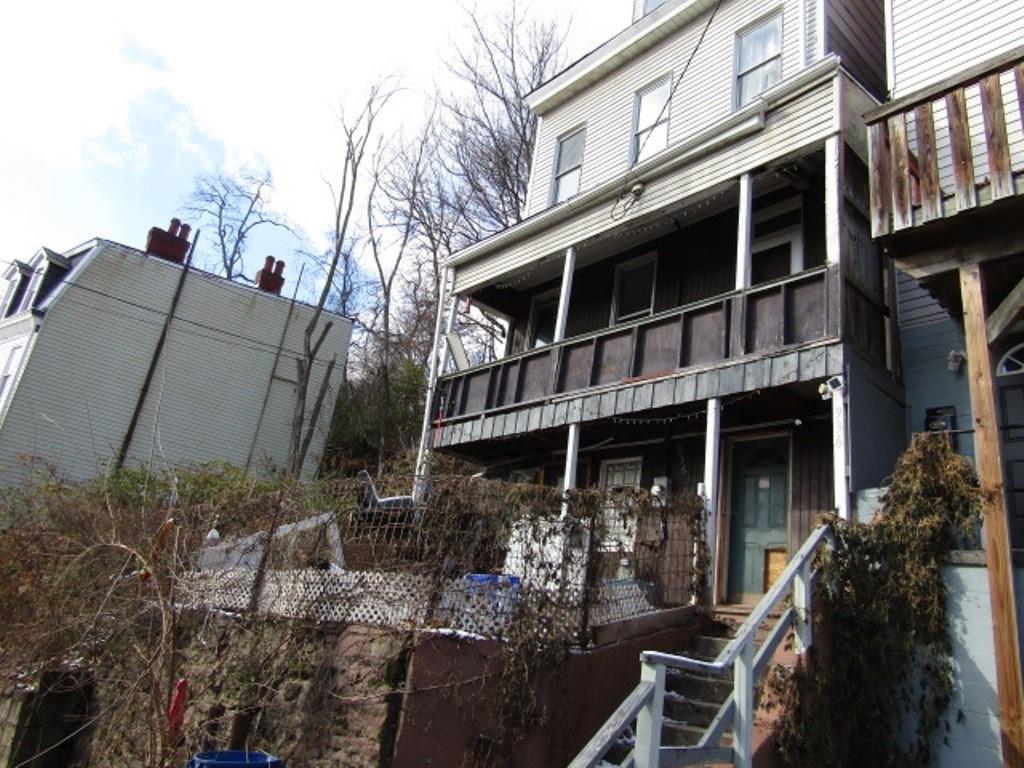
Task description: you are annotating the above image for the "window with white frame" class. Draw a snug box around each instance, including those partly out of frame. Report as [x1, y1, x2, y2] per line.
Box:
[633, 76, 671, 164]
[750, 197, 803, 284]
[643, 0, 670, 15]
[736, 13, 783, 107]
[600, 457, 643, 552]
[612, 253, 657, 323]
[0, 345, 23, 410]
[552, 128, 585, 204]
[1, 263, 33, 319]
[528, 289, 560, 348]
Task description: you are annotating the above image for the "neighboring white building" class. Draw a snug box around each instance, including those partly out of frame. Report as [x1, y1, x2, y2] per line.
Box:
[0, 219, 351, 484]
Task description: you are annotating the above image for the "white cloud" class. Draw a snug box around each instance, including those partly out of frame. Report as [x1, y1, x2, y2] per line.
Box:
[0, 0, 626, 264]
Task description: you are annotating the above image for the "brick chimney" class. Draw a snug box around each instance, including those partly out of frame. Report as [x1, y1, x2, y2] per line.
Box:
[146, 218, 191, 263]
[255, 256, 286, 295]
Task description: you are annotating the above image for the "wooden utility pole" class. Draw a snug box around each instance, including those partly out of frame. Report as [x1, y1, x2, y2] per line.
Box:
[959, 262, 1024, 768]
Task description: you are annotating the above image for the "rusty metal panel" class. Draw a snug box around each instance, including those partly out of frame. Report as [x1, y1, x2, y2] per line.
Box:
[559, 340, 595, 393]
[519, 351, 553, 402]
[636, 317, 683, 376]
[786, 276, 826, 344]
[747, 288, 785, 353]
[683, 304, 726, 366]
[593, 331, 633, 386]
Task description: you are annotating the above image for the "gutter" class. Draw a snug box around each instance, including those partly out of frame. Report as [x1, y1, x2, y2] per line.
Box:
[447, 56, 841, 272]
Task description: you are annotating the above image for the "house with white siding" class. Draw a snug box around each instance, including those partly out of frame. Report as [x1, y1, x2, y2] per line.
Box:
[418, 0, 897, 606]
[0, 219, 350, 484]
[866, 0, 1024, 763]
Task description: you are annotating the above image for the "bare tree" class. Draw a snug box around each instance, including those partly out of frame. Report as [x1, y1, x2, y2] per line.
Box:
[289, 82, 394, 476]
[389, 4, 566, 361]
[184, 169, 294, 280]
[442, 2, 566, 239]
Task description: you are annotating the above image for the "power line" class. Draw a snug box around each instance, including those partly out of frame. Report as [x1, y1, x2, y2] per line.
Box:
[611, 0, 724, 221]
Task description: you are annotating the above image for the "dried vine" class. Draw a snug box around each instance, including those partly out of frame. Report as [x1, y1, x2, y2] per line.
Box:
[765, 433, 981, 767]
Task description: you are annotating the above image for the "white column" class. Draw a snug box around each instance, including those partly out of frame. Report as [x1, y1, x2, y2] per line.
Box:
[703, 397, 722, 604]
[634, 659, 666, 768]
[831, 377, 850, 520]
[825, 134, 843, 266]
[561, 422, 580, 514]
[413, 273, 458, 501]
[733, 641, 755, 768]
[553, 246, 576, 344]
[735, 173, 753, 290]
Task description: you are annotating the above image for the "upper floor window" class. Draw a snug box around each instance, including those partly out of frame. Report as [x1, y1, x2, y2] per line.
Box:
[0, 345, 23, 410]
[751, 196, 803, 283]
[736, 14, 783, 107]
[552, 128, 585, 204]
[528, 290, 559, 348]
[643, 0, 670, 15]
[612, 253, 657, 323]
[633, 76, 671, 164]
[1, 263, 33, 319]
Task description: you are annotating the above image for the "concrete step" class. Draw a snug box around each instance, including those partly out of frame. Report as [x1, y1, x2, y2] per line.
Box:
[661, 717, 734, 747]
[691, 634, 731, 659]
[663, 693, 722, 728]
[666, 669, 732, 704]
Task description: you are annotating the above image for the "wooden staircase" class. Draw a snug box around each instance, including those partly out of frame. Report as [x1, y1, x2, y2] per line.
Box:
[569, 525, 832, 768]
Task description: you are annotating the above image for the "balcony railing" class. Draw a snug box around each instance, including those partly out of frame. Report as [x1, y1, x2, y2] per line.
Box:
[867, 47, 1024, 238]
[436, 266, 836, 422]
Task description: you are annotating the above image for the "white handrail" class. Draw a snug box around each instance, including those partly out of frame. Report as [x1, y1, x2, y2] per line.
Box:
[569, 523, 832, 768]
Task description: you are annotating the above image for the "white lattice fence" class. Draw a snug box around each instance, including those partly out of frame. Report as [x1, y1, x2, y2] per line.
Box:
[178, 569, 658, 639]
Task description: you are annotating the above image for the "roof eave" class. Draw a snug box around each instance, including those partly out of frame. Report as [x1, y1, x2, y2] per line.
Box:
[525, 0, 721, 114]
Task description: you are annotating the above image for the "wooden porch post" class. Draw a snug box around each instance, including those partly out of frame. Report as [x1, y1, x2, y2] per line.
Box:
[831, 377, 850, 520]
[413, 273, 458, 501]
[703, 397, 722, 604]
[553, 246, 577, 344]
[735, 173, 753, 289]
[960, 262, 1024, 767]
[562, 422, 581, 516]
[825, 133, 844, 266]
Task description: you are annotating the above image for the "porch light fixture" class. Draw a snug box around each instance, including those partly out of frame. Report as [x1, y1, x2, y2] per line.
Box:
[947, 349, 966, 372]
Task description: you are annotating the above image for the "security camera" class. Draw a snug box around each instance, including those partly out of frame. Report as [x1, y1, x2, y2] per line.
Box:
[819, 376, 844, 400]
[630, 182, 645, 197]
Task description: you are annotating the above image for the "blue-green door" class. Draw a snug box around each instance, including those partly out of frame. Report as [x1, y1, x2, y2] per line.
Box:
[727, 438, 788, 604]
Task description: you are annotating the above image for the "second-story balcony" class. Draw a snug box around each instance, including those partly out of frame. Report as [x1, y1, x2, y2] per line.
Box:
[428, 144, 896, 452]
[867, 47, 1024, 250]
[437, 264, 838, 426]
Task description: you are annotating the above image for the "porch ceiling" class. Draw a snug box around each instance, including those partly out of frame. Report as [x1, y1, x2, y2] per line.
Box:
[438, 381, 829, 468]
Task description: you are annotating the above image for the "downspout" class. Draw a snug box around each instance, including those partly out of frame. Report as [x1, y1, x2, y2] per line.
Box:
[114, 233, 198, 470]
[244, 263, 304, 472]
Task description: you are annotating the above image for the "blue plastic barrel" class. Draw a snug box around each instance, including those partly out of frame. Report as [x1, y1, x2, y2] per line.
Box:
[186, 752, 283, 768]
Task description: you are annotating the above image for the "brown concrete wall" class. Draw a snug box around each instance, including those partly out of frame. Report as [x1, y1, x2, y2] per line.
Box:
[392, 609, 704, 767]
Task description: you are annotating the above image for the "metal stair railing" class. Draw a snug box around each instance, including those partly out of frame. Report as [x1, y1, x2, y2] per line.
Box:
[569, 524, 833, 768]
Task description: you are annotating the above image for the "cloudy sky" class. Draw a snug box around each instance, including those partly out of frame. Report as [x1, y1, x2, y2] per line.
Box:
[0, 0, 627, 283]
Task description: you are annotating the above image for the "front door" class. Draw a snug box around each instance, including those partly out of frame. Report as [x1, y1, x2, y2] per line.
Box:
[995, 339, 1024, 549]
[727, 438, 789, 604]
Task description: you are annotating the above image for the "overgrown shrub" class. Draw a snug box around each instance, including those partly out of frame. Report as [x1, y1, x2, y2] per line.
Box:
[768, 432, 981, 767]
[0, 464, 707, 767]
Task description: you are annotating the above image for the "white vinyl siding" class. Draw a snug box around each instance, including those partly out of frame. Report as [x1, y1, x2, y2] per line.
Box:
[633, 76, 672, 163]
[887, 0, 1024, 201]
[736, 13, 784, 107]
[888, 0, 1024, 98]
[526, 0, 806, 219]
[455, 69, 839, 293]
[0, 243, 351, 484]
